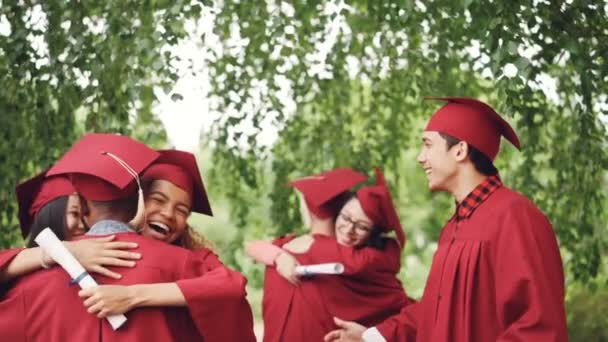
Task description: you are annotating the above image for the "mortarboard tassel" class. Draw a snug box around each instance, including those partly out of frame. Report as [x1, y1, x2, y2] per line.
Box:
[102, 152, 146, 231]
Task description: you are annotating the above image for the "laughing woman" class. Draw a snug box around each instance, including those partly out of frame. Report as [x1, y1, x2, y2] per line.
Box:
[77, 149, 256, 342]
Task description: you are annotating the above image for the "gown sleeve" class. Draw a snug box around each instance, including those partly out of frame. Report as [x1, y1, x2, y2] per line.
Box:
[494, 201, 568, 341]
[176, 249, 257, 342]
[305, 235, 401, 277]
[374, 301, 419, 341]
[0, 248, 26, 295]
[0, 248, 26, 271]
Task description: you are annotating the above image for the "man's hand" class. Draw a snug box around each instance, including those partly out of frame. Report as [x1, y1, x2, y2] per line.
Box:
[324, 317, 366, 342]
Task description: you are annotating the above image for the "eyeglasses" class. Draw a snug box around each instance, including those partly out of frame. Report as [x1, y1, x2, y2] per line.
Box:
[337, 213, 373, 234]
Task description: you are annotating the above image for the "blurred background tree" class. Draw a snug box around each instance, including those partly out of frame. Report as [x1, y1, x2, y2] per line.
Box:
[1, 1, 606, 340]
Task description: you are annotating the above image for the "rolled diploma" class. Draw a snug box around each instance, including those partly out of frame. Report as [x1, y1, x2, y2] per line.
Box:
[34, 228, 127, 330]
[295, 263, 345, 276]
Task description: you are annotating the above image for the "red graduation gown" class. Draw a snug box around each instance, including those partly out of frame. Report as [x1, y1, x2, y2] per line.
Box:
[0, 248, 23, 269]
[262, 235, 330, 342]
[262, 235, 411, 342]
[306, 236, 413, 326]
[377, 186, 568, 341]
[176, 248, 256, 342]
[0, 247, 23, 295]
[0, 233, 255, 342]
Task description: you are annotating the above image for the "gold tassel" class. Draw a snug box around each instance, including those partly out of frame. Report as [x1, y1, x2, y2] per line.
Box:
[129, 188, 146, 231]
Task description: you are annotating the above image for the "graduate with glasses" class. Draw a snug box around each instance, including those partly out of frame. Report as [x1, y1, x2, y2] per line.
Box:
[247, 168, 413, 342]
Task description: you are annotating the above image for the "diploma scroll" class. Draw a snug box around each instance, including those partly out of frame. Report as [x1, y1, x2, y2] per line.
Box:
[295, 263, 345, 276]
[34, 228, 127, 330]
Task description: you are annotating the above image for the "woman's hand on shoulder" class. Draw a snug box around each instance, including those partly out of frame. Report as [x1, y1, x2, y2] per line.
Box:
[65, 235, 141, 279]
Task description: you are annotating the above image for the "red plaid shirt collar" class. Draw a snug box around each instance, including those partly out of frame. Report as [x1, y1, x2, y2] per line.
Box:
[455, 175, 502, 221]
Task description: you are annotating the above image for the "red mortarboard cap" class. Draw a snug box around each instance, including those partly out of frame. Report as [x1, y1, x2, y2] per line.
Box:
[290, 168, 368, 219]
[142, 150, 213, 216]
[16, 170, 76, 237]
[357, 168, 406, 248]
[47, 133, 160, 201]
[425, 97, 521, 160]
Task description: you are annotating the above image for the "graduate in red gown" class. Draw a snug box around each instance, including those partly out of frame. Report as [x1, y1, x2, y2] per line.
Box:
[0, 172, 80, 293]
[0, 166, 146, 293]
[250, 168, 412, 342]
[0, 138, 148, 291]
[325, 98, 568, 342]
[77, 149, 255, 342]
[0, 134, 255, 341]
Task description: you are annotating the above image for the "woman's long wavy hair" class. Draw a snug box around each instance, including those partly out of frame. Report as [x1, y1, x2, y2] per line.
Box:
[173, 225, 216, 251]
[142, 178, 215, 251]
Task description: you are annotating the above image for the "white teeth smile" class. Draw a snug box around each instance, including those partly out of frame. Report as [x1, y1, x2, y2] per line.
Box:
[149, 221, 170, 235]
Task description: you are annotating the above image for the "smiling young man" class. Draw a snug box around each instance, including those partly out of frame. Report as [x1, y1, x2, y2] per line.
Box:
[325, 97, 568, 342]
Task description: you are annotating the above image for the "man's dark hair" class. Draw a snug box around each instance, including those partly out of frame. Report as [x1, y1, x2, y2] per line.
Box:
[439, 133, 498, 176]
[89, 195, 138, 222]
[26, 196, 69, 247]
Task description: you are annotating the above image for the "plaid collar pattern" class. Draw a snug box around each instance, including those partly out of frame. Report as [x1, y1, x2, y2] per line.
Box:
[456, 175, 502, 221]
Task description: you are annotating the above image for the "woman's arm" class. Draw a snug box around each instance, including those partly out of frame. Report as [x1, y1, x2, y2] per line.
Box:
[78, 250, 238, 316]
[79, 250, 257, 342]
[0, 235, 141, 283]
[306, 235, 402, 276]
[79, 282, 186, 318]
[245, 240, 285, 265]
[0, 247, 49, 283]
[246, 238, 303, 285]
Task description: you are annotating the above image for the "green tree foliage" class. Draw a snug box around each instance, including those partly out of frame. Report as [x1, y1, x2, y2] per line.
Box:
[0, 0, 206, 247]
[207, 0, 607, 286]
[565, 278, 608, 340]
[0, 1, 605, 337]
